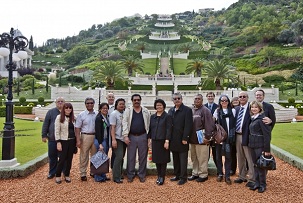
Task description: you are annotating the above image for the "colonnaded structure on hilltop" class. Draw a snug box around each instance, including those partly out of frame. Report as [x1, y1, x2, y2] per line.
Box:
[0, 29, 34, 78]
[149, 14, 180, 41]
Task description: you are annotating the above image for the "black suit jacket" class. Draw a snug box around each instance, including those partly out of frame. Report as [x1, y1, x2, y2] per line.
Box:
[235, 104, 251, 146]
[204, 103, 218, 115]
[168, 103, 193, 152]
[262, 102, 276, 130]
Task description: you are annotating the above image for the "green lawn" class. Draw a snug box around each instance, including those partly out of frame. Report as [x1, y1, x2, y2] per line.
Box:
[172, 58, 190, 74]
[272, 122, 303, 159]
[0, 118, 46, 164]
[142, 58, 157, 74]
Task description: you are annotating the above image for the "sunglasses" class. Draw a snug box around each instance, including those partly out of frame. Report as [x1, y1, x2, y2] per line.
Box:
[86, 102, 94, 105]
[173, 97, 181, 100]
[57, 101, 64, 103]
[133, 99, 141, 102]
[65, 107, 72, 109]
[220, 100, 228, 102]
[239, 96, 247, 98]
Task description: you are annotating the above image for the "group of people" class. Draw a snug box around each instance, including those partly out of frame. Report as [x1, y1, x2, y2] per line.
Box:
[41, 89, 275, 193]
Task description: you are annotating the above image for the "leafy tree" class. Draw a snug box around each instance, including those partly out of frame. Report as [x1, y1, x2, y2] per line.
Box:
[203, 59, 237, 90]
[121, 55, 144, 76]
[277, 29, 295, 43]
[262, 47, 276, 67]
[185, 58, 204, 77]
[93, 61, 129, 89]
[63, 45, 92, 65]
[103, 30, 114, 38]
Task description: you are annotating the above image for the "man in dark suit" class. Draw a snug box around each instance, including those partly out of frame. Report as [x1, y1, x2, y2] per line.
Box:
[255, 89, 276, 130]
[234, 91, 255, 187]
[204, 92, 218, 168]
[168, 92, 193, 185]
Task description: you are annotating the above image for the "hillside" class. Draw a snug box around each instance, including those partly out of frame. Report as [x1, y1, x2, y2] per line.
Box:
[27, 0, 303, 95]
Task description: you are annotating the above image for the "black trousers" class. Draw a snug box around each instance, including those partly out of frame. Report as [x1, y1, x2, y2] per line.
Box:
[231, 144, 237, 173]
[56, 139, 75, 177]
[156, 163, 167, 178]
[172, 151, 188, 180]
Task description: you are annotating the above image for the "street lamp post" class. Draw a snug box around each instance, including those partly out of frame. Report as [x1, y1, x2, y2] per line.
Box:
[0, 28, 28, 167]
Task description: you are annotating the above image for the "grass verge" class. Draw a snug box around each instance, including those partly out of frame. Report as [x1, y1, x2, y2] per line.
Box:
[271, 122, 303, 159]
[0, 118, 47, 164]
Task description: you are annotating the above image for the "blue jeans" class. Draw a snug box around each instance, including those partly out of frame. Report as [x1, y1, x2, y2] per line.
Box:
[93, 138, 109, 182]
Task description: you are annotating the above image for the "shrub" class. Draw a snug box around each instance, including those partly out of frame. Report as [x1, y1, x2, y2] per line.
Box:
[14, 106, 33, 114]
[288, 97, 295, 104]
[38, 97, 44, 104]
[28, 103, 35, 107]
[19, 97, 26, 105]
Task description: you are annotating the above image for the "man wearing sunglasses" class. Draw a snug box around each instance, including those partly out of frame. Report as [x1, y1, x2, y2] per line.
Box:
[122, 94, 150, 183]
[42, 97, 65, 179]
[234, 91, 255, 187]
[75, 97, 98, 181]
[168, 93, 193, 185]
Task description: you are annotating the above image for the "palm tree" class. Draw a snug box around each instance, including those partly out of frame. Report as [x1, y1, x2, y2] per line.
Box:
[121, 55, 144, 76]
[185, 58, 204, 77]
[203, 59, 237, 90]
[93, 61, 128, 89]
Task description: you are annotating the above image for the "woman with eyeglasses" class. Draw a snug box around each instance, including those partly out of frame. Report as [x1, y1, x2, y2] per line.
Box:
[54, 102, 76, 184]
[213, 95, 236, 185]
[94, 102, 110, 182]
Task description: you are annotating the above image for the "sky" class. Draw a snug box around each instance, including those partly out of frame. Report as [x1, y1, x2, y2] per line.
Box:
[1, 0, 238, 46]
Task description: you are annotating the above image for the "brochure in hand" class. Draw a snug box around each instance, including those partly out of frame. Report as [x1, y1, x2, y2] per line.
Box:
[90, 151, 109, 169]
[196, 129, 204, 144]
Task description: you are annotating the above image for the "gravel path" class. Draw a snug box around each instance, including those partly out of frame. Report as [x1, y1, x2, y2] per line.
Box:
[1, 153, 303, 203]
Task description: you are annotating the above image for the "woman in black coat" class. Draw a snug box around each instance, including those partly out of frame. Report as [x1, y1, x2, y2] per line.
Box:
[248, 101, 271, 193]
[148, 99, 172, 185]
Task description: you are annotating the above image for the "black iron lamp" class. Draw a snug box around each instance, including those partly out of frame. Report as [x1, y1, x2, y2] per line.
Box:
[0, 28, 28, 167]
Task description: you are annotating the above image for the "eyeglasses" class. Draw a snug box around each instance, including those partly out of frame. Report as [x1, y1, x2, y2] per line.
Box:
[173, 97, 181, 100]
[65, 107, 72, 109]
[85, 102, 94, 105]
[194, 98, 201, 100]
[239, 96, 247, 98]
[57, 101, 64, 103]
[220, 100, 228, 102]
[133, 99, 141, 102]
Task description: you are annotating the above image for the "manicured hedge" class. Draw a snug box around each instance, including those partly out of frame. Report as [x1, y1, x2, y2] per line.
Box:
[0, 106, 33, 117]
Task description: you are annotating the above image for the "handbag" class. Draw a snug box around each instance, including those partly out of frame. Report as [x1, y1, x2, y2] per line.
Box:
[212, 124, 227, 143]
[90, 151, 109, 175]
[256, 154, 276, 170]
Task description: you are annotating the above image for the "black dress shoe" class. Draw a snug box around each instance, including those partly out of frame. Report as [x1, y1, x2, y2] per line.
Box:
[225, 177, 232, 185]
[188, 175, 199, 181]
[80, 176, 87, 181]
[47, 174, 55, 179]
[114, 179, 123, 184]
[249, 185, 259, 191]
[216, 176, 223, 182]
[234, 178, 247, 183]
[177, 179, 187, 185]
[139, 177, 146, 183]
[196, 177, 208, 182]
[127, 178, 134, 183]
[158, 177, 164, 185]
[246, 181, 255, 188]
[258, 187, 266, 193]
[170, 176, 180, 181]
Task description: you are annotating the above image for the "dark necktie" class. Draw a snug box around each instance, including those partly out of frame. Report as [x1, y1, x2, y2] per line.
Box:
[236, 107, 244, 132]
